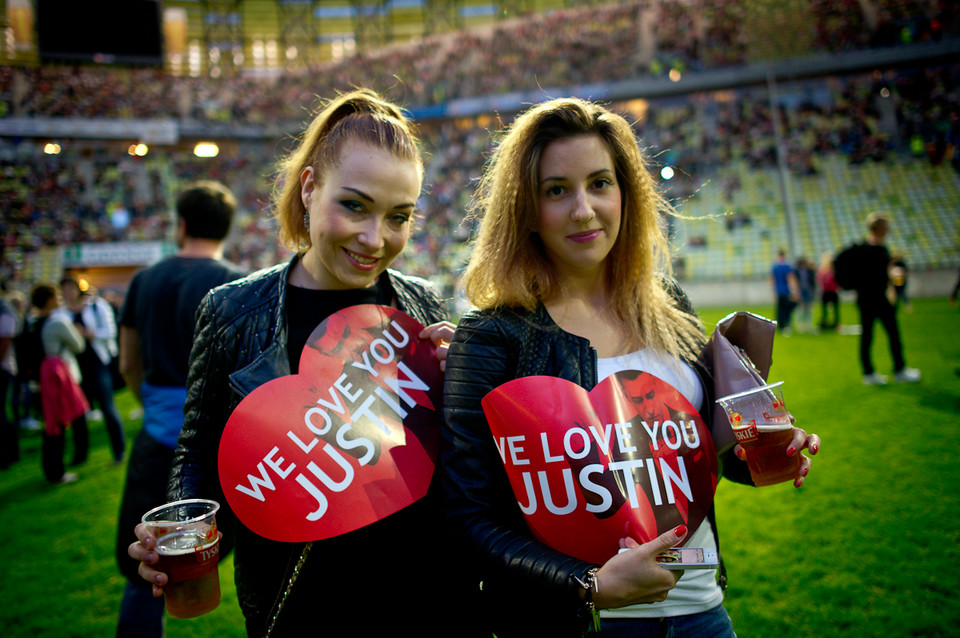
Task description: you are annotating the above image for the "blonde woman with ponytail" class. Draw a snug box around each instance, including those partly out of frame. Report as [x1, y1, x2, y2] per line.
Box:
[441, 97, 819, 637]
[128, 90, 481, 637]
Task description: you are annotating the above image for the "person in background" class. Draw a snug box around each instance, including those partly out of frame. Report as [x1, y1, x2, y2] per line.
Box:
[114, 180, 245, 638]
[794, 256, 816, 333]
[7, 290, 40, 433]
[816, 252, 840, 331]
[770, 249, 798, 334]
[0, 284, 18, 469]
[441, 97, 819, 638]
[842, 212, 921, 385]
[32, 283, 89, 484]
[57, 276, 126, 464]
[128, 90, 481, 637]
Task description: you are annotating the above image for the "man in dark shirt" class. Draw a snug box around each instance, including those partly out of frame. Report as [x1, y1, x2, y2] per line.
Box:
[846, 212, 920, 385]
[114, 181, 245, 637]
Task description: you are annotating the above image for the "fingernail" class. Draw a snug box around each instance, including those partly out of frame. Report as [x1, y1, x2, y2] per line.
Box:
[811, 443, 819, 454]
[786, 446, 797, 456]
[154, 574, 163, 585]
[796, 476, 805, 488]
[736, 448, 745, 460]
[674, 525, 687, 537]
[802, 466, 809, 477]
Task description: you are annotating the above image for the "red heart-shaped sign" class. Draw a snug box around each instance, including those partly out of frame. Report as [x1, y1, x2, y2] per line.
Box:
[218, 305, 442, 543]
[482, 372, 717, 565]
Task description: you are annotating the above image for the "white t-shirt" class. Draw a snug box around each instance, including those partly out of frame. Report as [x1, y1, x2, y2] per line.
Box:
[595, 348, 724, 619]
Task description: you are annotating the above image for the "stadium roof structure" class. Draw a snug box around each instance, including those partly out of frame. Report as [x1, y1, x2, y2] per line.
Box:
[1, 0, 614, 72]
[173, 0, 616, 69]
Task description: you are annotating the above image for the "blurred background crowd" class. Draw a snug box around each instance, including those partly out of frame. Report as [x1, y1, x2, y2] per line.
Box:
[1, 0, 958, 305]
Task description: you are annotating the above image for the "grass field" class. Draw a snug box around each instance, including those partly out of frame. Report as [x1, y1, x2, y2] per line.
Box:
[1, 298, 958, 637]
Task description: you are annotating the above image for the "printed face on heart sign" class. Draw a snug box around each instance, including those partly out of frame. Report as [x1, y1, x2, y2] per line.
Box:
[218, 305, 442, 543]
[481, 371, 717, 565]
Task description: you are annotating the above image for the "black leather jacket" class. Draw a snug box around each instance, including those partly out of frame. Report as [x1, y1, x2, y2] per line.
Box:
[441, 300, 749, 638]
[168, 257, 454, 636]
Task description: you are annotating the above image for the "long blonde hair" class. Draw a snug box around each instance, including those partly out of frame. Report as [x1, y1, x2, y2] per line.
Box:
[272, 89, 423, 252]
[463, 97, 704, 359]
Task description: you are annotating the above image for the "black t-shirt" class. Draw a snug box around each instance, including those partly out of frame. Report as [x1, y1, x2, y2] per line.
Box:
[850, 242, 891, 299]
[242, 276, 478, 637]
[284, 276, 393, 372]
[121, 256, 244, 386]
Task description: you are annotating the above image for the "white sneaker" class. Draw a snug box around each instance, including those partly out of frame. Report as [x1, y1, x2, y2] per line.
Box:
[59, 472, 79, 484]
[894, 367, 921, 383]
[19, 417, 42, 431]
[863, 373, 888, 385]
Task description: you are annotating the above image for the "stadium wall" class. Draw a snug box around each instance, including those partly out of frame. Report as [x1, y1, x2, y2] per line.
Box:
[682, 268, 958, 309]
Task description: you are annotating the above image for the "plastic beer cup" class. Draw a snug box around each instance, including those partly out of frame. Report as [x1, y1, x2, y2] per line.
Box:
[715, 382, 801, 487]
[142, 499, 221, 618]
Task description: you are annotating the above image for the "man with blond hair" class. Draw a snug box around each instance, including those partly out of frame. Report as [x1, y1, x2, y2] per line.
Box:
[837, 211, 920, 385]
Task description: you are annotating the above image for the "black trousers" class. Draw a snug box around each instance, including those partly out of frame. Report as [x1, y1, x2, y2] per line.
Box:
[819, 291, 840, 328]
[858, 296, 906, 375]
[0, 370, 18, 469]
[41, 415, 88, 482]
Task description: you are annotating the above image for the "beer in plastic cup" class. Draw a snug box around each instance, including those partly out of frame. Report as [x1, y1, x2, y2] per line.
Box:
[715, 382, 801, 486]
[142, 499, 221, 618]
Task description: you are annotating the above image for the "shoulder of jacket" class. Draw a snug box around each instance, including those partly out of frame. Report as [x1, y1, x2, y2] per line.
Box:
[201, 262, 286, 323]
[386, 269, 440, 300]
[457, 306, 546, 339]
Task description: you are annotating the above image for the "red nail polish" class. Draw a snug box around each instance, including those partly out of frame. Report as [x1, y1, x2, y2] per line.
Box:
[786, 446, 797, 456]
[674, 525, 687, 537]
[812, 444, 819, 454]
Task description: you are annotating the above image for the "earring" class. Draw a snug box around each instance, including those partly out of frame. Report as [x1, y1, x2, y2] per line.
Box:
[303, 212, 310, 230]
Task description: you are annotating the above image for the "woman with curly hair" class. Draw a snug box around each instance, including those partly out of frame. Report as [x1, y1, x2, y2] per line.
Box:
[442, 97, 820, 637]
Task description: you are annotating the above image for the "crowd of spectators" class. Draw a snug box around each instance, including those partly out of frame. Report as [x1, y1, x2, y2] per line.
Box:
[1, 0, 957, 126]
[2, 1, 959, 300]
[5, 60, 957, 303]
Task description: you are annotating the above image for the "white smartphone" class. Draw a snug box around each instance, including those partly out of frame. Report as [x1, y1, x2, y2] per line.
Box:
[654, 547, 719, 570]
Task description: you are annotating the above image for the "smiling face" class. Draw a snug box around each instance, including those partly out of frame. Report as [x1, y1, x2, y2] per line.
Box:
[536, 134, 622, 283]
[299, 142, 422, 290]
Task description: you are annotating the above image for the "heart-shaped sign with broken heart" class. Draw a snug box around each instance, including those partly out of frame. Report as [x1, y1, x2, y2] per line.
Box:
[481, 371, 717, 565]
[218, 305, 442, 543]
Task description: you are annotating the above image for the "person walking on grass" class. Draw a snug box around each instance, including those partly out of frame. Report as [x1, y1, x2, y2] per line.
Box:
[771, 249, 798, 333]
[57, 276, 126, 464]
[835, 212, 920, 385]
[0, 287, 18, 470]
[32, 284, 89, 484]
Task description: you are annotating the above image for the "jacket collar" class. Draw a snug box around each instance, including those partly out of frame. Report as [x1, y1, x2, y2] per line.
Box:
[226, 256, 427, 398]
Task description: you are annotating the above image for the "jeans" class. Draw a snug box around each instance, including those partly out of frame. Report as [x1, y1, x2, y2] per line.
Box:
[117, 580, 165, 638]
[81, 359, 126, 461]
[591, 604, 737, 638]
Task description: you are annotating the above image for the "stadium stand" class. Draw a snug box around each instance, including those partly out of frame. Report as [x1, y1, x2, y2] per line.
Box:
[1, 0, 958, 301]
